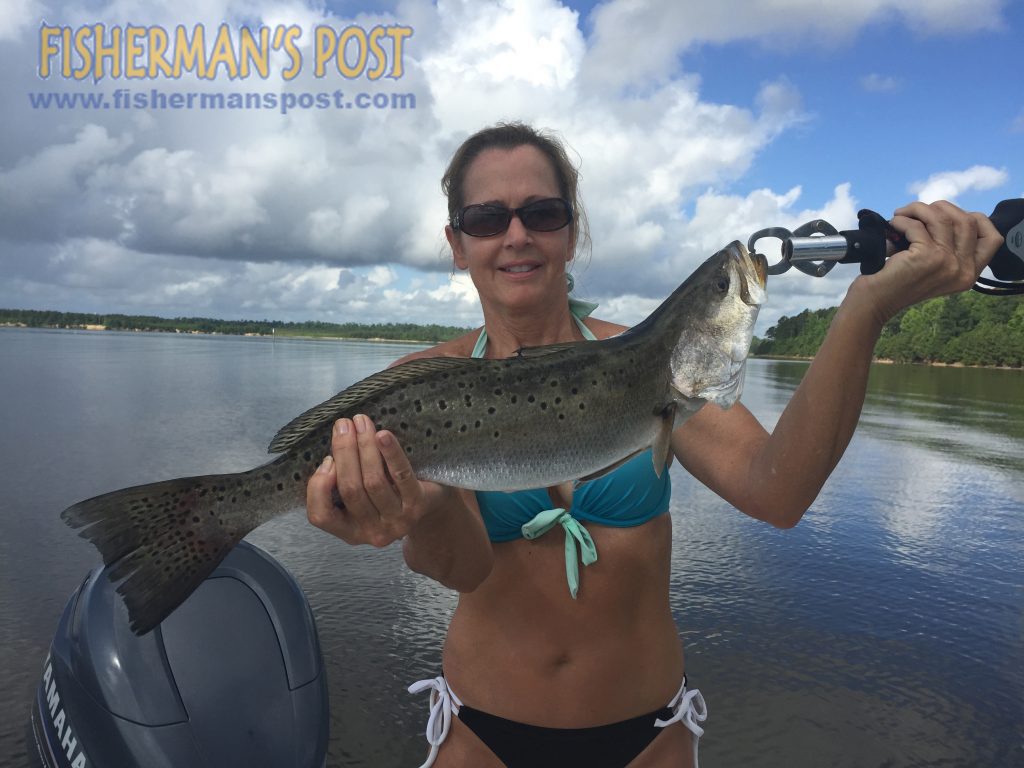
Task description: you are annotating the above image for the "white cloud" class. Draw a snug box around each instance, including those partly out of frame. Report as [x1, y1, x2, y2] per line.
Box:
[1012, 110, 1024, 133]
[0, 0, 41, 41]
[909, 165, 1009, 204]
[0, 0, 1011, 331]
[860, 73, 902, 92]
[582, 0, 1003, 89]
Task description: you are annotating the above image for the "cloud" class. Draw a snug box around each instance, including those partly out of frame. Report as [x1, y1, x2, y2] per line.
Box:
[1012, 110, 1024, 133]
[0, 0, 42, 41]
[860, 73, 902, 92]
[582, 0, 1004, 90]
[0, 0, 1011, 332]
[908, 165, 1009, 204]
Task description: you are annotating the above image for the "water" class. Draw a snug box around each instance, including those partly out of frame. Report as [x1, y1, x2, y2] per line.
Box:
[1, 328, 1021, 767]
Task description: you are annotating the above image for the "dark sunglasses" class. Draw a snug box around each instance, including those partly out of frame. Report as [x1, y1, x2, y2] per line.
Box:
[452, 197, 573, 238]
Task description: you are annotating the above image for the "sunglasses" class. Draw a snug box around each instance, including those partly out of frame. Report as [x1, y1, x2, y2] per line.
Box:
[452, 197, 573, 238]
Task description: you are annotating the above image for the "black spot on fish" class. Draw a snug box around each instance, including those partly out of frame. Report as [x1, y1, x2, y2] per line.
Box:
[262, 473, 272, 481]
[493, 431, 500, 438]
[494, 388, 503, 396]
[388, 407, 397, 414]
[488, 406, 496, 415]
[540, 402, 548, 410]
[438, 400, 448, 410]
[555, 397, 562, 404]
[433, 443, 439, 451]
[400, 422, 409, 430]
[277, 483, 284, 491]
[444, 420, 453, 429]
[460, 425, 467, 433]
[511, 395, 518, 404]
[303, 451, 312, 461]
[464, 395, 473, 406]
[579, 403, 586, 410]
[558, 414, 566, 420]
[293, 472, 301, 481]
[475, 420, 482, 428]
[527, 395, 536, 403]
[550, 380, 558, 387]
[426, 428, 433, 437]
[406, 446, 414, 454]
[192, 516, 200, 523]
[571, 387, 579, 395]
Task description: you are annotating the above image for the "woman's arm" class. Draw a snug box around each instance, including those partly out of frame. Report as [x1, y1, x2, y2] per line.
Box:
[673, 201, 1004, 528]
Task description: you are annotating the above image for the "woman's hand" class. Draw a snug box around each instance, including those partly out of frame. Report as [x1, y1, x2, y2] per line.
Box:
[855, 200, 1003, 324]
[305, 413, 493, 590]
[306, 414, 455, 548]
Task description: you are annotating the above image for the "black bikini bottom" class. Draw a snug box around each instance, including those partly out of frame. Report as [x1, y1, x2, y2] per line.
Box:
[457, 702, 675, 768]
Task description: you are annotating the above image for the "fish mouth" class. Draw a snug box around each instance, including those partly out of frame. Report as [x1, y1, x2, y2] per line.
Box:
[725, 241, 768, 306]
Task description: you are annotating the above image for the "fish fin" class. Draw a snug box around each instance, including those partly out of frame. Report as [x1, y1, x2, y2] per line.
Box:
[62, 472, 259, 635]
[546, 481, 574, 510]
[577, 448, 645, 484]
[513, 340, 589, 358]
[651, 402, 676, 478]
[268, 356, 479, 453]
[669, 386, 708, 425]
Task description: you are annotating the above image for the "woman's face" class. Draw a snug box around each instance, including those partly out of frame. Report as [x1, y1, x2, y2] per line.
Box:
[446, 145, 574, 313]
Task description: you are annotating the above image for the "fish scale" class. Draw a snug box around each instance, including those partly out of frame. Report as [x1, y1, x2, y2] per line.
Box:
[62, 241, 767, 634]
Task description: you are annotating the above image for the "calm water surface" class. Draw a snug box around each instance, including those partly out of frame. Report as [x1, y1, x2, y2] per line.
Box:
[1, 328, 1021, 767]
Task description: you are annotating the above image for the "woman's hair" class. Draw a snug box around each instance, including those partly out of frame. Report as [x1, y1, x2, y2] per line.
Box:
[441, 122, 592, 263]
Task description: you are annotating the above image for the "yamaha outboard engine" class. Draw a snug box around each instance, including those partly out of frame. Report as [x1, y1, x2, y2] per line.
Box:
[30, 541, 329, 768]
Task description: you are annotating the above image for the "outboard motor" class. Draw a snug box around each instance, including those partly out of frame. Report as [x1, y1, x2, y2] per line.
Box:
[29, 541, 329, 768]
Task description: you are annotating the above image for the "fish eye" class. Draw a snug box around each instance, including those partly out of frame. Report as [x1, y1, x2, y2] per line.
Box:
[714, 275, 730, 293]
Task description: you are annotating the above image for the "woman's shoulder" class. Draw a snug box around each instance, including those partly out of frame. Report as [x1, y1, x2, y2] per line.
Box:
[583, 316, 630, 340]
[388, 329, 482, 368]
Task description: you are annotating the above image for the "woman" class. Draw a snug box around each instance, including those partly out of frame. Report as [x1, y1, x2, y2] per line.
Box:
[306, 123, 1002, 767]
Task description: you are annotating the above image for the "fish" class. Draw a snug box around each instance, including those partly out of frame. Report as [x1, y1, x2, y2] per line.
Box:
[62, 241, 768, 634]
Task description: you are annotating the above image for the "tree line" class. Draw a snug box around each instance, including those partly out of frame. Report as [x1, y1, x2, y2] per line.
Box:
[753, 292, 1024, 367]
[0, 309, 470, 343]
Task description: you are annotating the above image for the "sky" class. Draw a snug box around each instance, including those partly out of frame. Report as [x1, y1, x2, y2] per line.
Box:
[0, 0, 1020, 335]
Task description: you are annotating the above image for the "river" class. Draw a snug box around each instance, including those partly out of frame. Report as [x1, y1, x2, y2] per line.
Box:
[0, 328, 1020, 767]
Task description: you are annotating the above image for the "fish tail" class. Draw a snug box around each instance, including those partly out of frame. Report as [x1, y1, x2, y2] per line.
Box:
[61, 470, 267, 635]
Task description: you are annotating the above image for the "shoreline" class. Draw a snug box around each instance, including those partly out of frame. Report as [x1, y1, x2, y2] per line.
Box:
[0, 323, 446, 346]
[752, 353, 1023, 371]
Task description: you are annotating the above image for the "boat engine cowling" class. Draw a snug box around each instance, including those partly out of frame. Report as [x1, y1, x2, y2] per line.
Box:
[30, 541, 329, 768]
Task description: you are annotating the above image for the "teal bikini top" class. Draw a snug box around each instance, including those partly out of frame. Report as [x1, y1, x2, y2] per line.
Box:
[472, 298, 672, 598]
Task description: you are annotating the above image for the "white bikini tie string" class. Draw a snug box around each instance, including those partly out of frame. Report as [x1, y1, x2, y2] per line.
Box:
[408, 675, 462, 768]
[654, 678, 708, 768]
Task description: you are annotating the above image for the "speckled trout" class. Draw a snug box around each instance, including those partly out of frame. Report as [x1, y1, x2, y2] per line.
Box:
[63, 242, 767, 633]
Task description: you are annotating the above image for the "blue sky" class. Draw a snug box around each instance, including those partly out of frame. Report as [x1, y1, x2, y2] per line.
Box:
[0, 0, 1019, 334]
[684, 4, 1022, 216]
